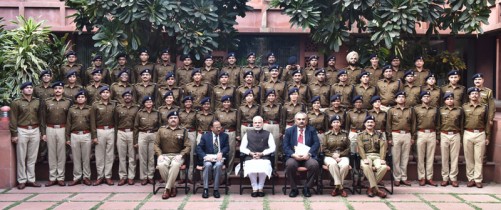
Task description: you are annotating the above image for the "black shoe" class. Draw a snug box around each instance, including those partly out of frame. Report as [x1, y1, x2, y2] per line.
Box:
[251, 192, 258, 197]
[213, 190, 221, 198]
[302, 188, 312, 197]
[258, 192, 265, 197]
[202, 189, 209, 198]
[289, 189, 299, 197]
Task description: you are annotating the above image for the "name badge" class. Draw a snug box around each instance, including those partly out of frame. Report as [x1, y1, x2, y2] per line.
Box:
[400, 130, 406, 134]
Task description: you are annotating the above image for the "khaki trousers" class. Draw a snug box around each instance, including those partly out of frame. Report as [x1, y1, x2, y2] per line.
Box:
[440, 133, 461, 181]
[263, 123, 280, 169]
[225, 131, 236, 175]
[117, 130, 136, 179]
[324, 156, 350, 189]
[47, 127, 66, 181]
[16, 127, 40, 183]
[157, 154, 184, 191]
[95, 128, 115, 179]
[186, 131, 196, 180]
[463, 130, 486, 183]
[138, 132, 156, 180]
[71, 133, 92, 180]
[416, 131, 436, 180]
[391, 132, 411, 181]
[360, 154, 388, 189]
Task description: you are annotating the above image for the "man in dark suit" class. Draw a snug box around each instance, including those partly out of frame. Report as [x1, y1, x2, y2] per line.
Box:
[283, 112, 320, 197]
[196, 120, 230, 199]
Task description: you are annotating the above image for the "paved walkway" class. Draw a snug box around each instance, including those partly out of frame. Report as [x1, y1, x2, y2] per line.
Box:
[1, 181, 500, 210]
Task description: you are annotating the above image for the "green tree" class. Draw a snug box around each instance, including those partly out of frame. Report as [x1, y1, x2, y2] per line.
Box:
[270, 0, 494, 55]
[65, 0, 252, 65]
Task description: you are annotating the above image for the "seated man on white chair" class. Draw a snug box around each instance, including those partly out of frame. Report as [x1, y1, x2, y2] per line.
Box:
[240, 116, 276, 197]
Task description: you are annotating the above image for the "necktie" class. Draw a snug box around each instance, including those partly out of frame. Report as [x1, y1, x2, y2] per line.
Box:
[213, 135, 219, 153]
[298, 129, 304, 144]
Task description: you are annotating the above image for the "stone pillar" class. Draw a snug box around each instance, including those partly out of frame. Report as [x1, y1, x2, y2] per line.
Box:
[0, 106, 16, 188]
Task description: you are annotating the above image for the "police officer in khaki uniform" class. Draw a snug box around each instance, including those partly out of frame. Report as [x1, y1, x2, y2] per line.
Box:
[331, 70, 354, 109]
[322, 115, 350, 197]
[402, 70, 421, 107]
[110, 70, 134, 104]
[283, 56, 304, 84]
[240, 52, 262, 86]
[153, 49, 175, 85]
[155, 111, 191, 199]
[304, 55, 320, 84]
[261, 90, 283, 171]
[261, 52, 283, 82]
[413, 91, 439, 186]
[221, 52, 241, 87]
[85, 69, 109, 105]
[215, 95, 238, 175]
[309, 69, 331, 109]
[441, 70, 465, 107]
[134, 69, 157, 106]
[422, 74, 441, 107]
[236, 71, 261, 106]
[111, 53, 131, 83]
[286, 70, 310, 104]
[237, 89, 262, 140]
[343, 51, 364, 85]
[346, 96, 367, 153]
[308, 96, 329, 143]
[213, 72, 236, 109]
[63, 70, 84, 100]
[60, 51, 84, 85]
[387, 91, 415, 186]
[66, 91, 93, 186]
[472, 73, 495, 125]
[325, 55, 339, 85]
[438, 92, 463, 187]
[354, 72, 377, 110]
[156, 72, 183, 108]
[357, 115, 388, 198]
[134, 96, 160, 185]
[463, 87, 490, 188]
[377, 66, 401, 111]
[412, 56, 431, 87]
[325, 94, 346, 129]
[282, 88, 306, 129]
[389, 55, 405, 81]
[261, 65, 286, 105]
[158, 91, 180, 124]
[184, 68, 212, 110]
[42, 81, 71, 187]
[367, 96, 387, 139]
[133, 49, 155, 84]
[10, 82, 43, 189]
[201, 55, 220, 86]
[84, 55, 111, 85]
[114, 90, 139, 186]
[176, 54, 195, 87]
[364, 54, 383, 87]
[195, 97, 215, 143]
[90, 86, 116, 185]
[179, 96, 197, 182]
[34, 70, 54, 100]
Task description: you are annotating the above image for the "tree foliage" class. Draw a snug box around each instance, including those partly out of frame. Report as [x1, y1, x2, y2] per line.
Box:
[270, 0, 495, 53]
[66, 0, 252, 64]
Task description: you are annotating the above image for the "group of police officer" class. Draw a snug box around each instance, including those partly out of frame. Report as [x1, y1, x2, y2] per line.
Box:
[9, 49, 494, 198]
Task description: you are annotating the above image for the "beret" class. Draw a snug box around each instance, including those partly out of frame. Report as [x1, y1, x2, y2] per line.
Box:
[98, 86, 110, 94]
[327, 55, 336, 61]
[182, 95, 194, 103]
[191, 68, 201, 77]
[65, 70, 78, 78]
[20, 82, 33, 90]
[337, 70, 347, 77]
[330, 115, 341, 123]
[227, 52, 236, 58]
[364, 115, 376, 123]
[51, 81, 64, 88]
[447, 70, 459, 77]
[40, 70, 52, 77]
[116, 53, 127, 60]
[140, 69, 151, 75]
[315, 69, 326, 76]
[330, 94, 341, 102]
[472, 73, 483, 80]
[443, 92, 454, 100]
[288, 87, 299, 96]
[369, 95, 381, 104]
[420, 91, 431, 99]
[352, 95, 363, 104]
[142, 96, 153, 104]
[165, 71, 175, 80]
[265, 89, 276, 97]
[167, 111, 179, 118]
[65, 51, 77, 57]
[425, 74, 436, 81]
[403, 70, 414, 78]
[218, 71, 229, 78]
[92, 55, 103, 61]
[91, 69, 103, 75]
[75, 90, 86, 98]
[308, 55, 319, 61]
[122, 89, 133, 97]
[394, 91, 406, 98]
[310, 96, 320, 103]
[247, 52, 256, 58]
[467, 87, 480, 95]
[221, 95, 232, 102]
[162, 90, 173, 99]
[287, 56, 298, 65]
[243, 89, 254, 97]
[200, 96, 210, 104]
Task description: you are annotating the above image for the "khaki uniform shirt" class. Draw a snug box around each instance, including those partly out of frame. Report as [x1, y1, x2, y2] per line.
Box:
[213, 85, 236, 109]
[286, 83, 310, 105]
[63, 84, 83, 100]
[66, 105, 91, 138]
[110, 65, 131, 83]
[413, 104, 439, 140]
[133, 62, 155, 84]
[9, 97, 42, 137]
[281, 102, 305, 125]
[478, 87, 495, 122]
[240, 65, 262, 86]
[34, 85, 53, 101]
[134, 82, 157, 104]
[175, 66, 194, 87]
[323, 130, 350, 157]
[60, 63, 83, 85]
[261, 65, 283, 82]
[261, 80, 286, 104]
[215, 108, 238, 131]
[156, 86, 182, 107]
[422, 85, 441, 108]
[90, 100, 116, 138]
[309, 81, 331, 108]
[261, 103, 283, 132]
[325, 108, 346, 130]
[195, 112, 214, 133]
[331, 83, 354, 108]
[85, 82, 108, 105]
[221, 65, 241, 87]
[325, 66, 339, 84]
[343, 66, 363, 85]
[386, 106, 415, 141]
[304, 66, 319, 84]
[184, 82, 210, 107]
[403, 84, 421, 107]
[364, 66, 383, 87]
[438, 106, 463, 136]
[353, 84, 377, 110]
[440, 84, 465, 107]
[376, 78, 401, 106]
[85, 66, 111, 85]
[201, 67, 219, 86]
[346, 109, 366, 132]
[179, 109, 197, 131]
[237, 103, 261, 131]
[367, 109, 387, 132]
[114, 103, 140, 130]
[154, 126, 190, 156]
[236, 85, 260, 106]
[357, 130, 387, 159]
[41, 97, 72, 135]
[133, 108, 160, 144]
[413, 68, 430, 87]
[153, 63, 175, 85]
[158, 105, 180, 125]
[307, 111, 328, 133]
[462, 102, 490, 139]
[110, 82, 134, 104]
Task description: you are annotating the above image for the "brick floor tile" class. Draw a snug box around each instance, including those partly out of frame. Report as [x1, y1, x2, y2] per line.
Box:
[9, 201, 56, 210]
[54, 201, 100, 210]
[269, 202, 307, 210]
[109, 193, 149, 201]
[188, 195, 227, 201]
[471, 203, 501, 210]
[69, 193, 111, 201]
[419, 194, 461, 202]
[183, 201, 224, 210]
[0, 202, 14, 209]
[350, 202, 390, 210]
[385, 193, 421, 202]
[0, 193, 32, 201]
[97, 201, 140, 209]
[28, 193, 72, 201]
[457, 194, 500, 203]
[266, 194, 305, 202]
[148, 194, 185, 202]
[307, 195, 343, 202]
[226, 201, 264, 210]
[391, 202, 434, 210]
[309, 202, 348, 210]
[345, 194, 382, 202]
[432, 203, 475, 210]
[140, 201, 182, 210]
[227, 194, 264, 202]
